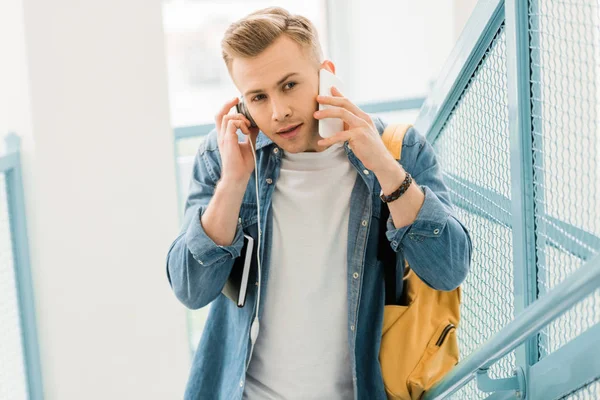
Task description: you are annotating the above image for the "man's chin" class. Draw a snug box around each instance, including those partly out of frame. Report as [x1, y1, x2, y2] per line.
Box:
[275, 141, 306, 154]
[268, 127, 320, 153]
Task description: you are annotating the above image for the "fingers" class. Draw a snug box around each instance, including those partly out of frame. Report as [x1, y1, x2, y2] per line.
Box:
[317, 129, 354, 147]
[215, 97, 239, 132]
[317, 87, 372, 124]
[218, 119, 248, 159]
[220, 119, 249, 151]
[219, 113, 252, 139]
[239, 130, 259, 155]
[314, 105, 367, 129]
[330, 86, 343, 97]
[226, 118, 250, 136]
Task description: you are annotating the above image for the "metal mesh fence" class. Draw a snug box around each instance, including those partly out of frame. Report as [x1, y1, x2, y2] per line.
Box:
[0, 172, 29, 400]
[431, 25, 517, 400]
[561, 379, 600, 400]
[427, 0, 600, 396]
[529, 0, 600, 369]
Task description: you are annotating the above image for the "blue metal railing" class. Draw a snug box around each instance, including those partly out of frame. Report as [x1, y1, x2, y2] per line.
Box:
[415, 0, 600, 397]
[1, 134, 44, 400]
[423, 253, 600, 399]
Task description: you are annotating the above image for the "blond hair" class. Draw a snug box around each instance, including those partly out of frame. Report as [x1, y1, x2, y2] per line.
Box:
[221, 7, 323, 70]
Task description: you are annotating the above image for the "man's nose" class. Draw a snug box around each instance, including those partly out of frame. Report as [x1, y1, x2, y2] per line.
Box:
[271, 99, 292, 122]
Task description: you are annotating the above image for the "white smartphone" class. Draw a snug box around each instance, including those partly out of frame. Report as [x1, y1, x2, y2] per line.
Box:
[318, 68, 345, 138]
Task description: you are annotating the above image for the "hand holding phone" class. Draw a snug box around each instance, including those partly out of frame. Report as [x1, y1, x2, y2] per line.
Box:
[318, 69, 345, 138]
[214, 98, 258, 184]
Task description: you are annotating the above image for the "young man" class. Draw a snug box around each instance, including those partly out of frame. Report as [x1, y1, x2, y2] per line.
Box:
[166, 7, 472, 400]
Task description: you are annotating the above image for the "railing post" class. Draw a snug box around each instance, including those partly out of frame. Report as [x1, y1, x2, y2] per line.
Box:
[506, 0, 541, 379]
[4, 133, 44, 400]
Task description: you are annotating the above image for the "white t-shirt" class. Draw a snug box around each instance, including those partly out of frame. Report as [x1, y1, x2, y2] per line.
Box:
[243, 143, 358, 399]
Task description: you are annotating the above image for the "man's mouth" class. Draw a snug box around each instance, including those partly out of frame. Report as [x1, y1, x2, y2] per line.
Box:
[277, 124, 302, 134]
[277, 123, 302, 138]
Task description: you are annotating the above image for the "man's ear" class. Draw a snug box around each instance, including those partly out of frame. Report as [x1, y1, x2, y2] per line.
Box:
[320, 60, 336, 74]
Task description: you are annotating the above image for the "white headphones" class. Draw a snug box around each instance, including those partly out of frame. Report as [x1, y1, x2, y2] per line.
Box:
[246, 137, 262, 368]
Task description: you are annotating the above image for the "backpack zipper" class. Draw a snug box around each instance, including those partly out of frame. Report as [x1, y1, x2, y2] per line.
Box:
[436, 323, 456, 347]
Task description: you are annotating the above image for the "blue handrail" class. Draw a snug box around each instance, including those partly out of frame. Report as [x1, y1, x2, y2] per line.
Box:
[413, 0, 600, 396]
[2, 134, 44, 400]
[423, 252, 600, 399]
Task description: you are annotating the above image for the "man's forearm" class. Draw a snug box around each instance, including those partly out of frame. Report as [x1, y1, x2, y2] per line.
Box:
[201, 178, 248, 246]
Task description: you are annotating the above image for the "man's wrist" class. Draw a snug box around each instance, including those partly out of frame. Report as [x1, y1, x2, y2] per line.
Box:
[374, 159, 407, 195]
[217, 176, 249, 196]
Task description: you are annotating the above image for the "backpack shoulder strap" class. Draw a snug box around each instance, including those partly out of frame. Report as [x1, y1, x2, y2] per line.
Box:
[381, 123, 412, 160]
[379, 123, 412, 305]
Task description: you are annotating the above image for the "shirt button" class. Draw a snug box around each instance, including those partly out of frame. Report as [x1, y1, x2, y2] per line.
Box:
[239, 380, 244, 387]
[353, 272, 359, 279]
[433, 228, 440, 235]
[266, 178, 273, 184]
[238, 217, 242, 223]
[361, 220, 368, 227]
[273, 148, 279, 154]
[350, 325, 355, 331]
[392, 241, 398, 247]
[198, 260, 204, 265]
[363, 170, 369, 175]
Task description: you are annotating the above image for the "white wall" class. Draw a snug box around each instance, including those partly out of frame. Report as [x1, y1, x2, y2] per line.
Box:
[453, 0, 480, 39]
[0, 0, 190, 398]
[0, 0, 33, 154]
[325, 0, 480, 106]
[326, 0, 457, 104]
[0, 4, 38, 398]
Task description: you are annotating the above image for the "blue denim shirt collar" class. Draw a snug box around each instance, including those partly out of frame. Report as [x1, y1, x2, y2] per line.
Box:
[257, 133, 375, 194]
[255, 131, 273, 150]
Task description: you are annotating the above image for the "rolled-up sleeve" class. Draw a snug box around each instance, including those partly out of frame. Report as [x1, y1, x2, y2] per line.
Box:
[384, 128, 472, 291]
[184, 206, 245, 267]
[166, 130, 245, 309]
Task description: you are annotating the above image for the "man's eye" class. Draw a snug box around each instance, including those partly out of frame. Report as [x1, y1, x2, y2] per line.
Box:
[284, 82, 297, 90]
[252, 94, 266, 102]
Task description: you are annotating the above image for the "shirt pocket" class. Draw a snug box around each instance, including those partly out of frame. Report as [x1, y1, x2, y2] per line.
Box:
[238, 202, 258, 229]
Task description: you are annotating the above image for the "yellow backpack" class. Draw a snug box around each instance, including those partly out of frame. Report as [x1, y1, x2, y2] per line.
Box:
[379, 124, 462, 400]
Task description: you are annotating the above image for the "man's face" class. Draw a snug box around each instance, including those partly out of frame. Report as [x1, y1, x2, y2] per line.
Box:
[230, 35, 332, 153]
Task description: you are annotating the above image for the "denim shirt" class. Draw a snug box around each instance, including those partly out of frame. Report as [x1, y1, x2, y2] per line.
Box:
[166, 116, 472, 400]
